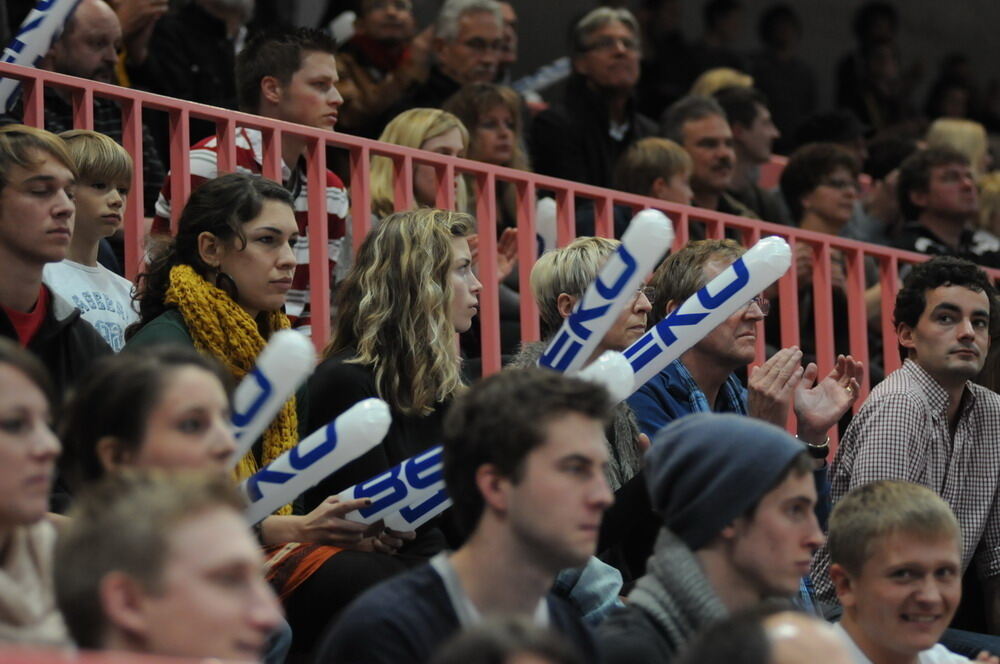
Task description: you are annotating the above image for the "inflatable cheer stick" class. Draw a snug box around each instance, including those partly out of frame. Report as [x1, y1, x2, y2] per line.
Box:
[1, 0, 82, 112]
[228, 330, 316, 468]
[338, 445, 451, 532]
[539, 210, 673, 373]
[575, 350, 635, 404]
[242, 399, 390, 525]
[623, 236, 791, 393]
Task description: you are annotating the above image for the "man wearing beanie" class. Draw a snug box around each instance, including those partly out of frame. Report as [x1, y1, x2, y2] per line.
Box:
[598, 413, 824, 663]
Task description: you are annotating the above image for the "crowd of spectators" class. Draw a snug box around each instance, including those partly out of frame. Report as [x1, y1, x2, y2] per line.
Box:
[4, 1, 1000, 663]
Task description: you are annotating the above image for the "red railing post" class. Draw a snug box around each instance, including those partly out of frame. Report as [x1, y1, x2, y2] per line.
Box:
[306, 137, 330, 351]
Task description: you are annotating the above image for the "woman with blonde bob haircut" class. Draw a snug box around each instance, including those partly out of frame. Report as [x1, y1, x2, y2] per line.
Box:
[277, 209, 481, 645]
[926, 117, 991, 178]
[370, 108, 470, 218]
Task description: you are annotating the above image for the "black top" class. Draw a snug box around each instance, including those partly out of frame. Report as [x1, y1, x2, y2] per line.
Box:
[894, 221, 1000, 269]
[316, 561, 600, 664]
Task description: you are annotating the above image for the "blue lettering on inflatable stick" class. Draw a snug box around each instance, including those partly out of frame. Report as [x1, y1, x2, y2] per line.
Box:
[698, 257, 750, 308]
[355, 466, 408, 517]
[231, 368, 272, 432]
[655, 310, 709, 345]
[399, 488, 449, 523]
[539, 330, 583, 371]
[567, 300, 611, 340]
[245, 466, 295, 501]
[405, 447, 443, 489]
[594, 247, 637, 299]
[288, 421, 337, 470]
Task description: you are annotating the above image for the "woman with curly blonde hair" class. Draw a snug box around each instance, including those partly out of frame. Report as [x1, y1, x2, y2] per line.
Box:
[370, 108, 470, 219]
[280, 208, 480, 647]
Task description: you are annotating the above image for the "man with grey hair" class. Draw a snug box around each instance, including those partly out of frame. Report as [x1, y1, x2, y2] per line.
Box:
[660, 94, 756, 218]
[391, 0, 504, 114]
[530, 6, 656, 190]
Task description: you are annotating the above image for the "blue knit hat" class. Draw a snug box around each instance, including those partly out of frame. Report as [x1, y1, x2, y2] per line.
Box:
[645, 413, 805, 551]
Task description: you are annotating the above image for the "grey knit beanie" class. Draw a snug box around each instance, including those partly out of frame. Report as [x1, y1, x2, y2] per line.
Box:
[645, 413, 805, 551]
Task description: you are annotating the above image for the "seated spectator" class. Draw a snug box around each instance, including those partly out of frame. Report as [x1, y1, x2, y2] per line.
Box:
[626, 238, 860, 454]
[371, 108, 470, 218]
[777, 142, 860, 360]
[576, 136, 693, 238]
[127, 174, 299, 485]
[599, 413, 824, 663]
[675, 606, 853, 664]
[660, 95, 758, 220]
[515, 237, 655, 580]
[851, 133, 918, 246]
[152, 26, 349, 331]
[749, 4, 818, 155]
[689, 66, 753, 98]
[443, 83, 530, 231]
[0, 125, 110, 399]
[895, 147, 1000, 268]
[336, 0, 432, 138]
[811, 256, 1000, 653]
[430, 616, 583, 664]
[634, 0, 693, 119]
[389, 0, 504, 115]
[54, 470, 283, 660]
[27, 0, 165, 216]
[713, 86, 792, 225]
[531, 7, 656, 189]
[276, 209, 480, 653]
[926, 118, 992, 179]
[43, 130, 137, 352]
[317, 367, 611, 664]
[827, 480, 982, 663]
[370, 108, 519, 358]
[125, 0, 251, 158]
[0, 338, 67, 646]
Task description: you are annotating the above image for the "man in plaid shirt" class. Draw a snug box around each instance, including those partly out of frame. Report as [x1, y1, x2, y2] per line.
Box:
[812, 256, 1000, 631]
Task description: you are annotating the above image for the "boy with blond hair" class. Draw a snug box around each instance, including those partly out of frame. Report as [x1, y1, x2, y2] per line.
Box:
[828, 480, 996, 663]
[43, 130, 137, 351]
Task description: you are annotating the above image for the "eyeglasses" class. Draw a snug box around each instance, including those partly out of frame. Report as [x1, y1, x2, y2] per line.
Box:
[461, 38, 505, 54]
[582, 35, 640, 53]
[633, 286, 655, 303]
[744, 295, 770, 316]
[819, 177, 860, 192]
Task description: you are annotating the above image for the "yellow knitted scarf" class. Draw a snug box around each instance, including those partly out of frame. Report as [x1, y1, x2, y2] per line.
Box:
[165, 264, 297, 514]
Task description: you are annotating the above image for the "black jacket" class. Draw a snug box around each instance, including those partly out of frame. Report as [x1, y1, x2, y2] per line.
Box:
[0, 288, 111, 400]
[531, 74, 657, 189]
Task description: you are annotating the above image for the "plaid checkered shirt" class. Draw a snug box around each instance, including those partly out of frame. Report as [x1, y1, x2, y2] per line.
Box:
[811, 359, 1000, 603]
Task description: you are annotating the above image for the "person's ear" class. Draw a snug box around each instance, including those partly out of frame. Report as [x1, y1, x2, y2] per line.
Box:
[198, 231, 224, 269]
[731, 122, 748, 144]
[664, 298, 679, 319]
[475, 463, 510, 514]
[897, 321, 916, 351]
[99, 571, 154, 643]
[260, 75, 282, 106]
[432, 35, 447, 56]
[909, 187, 929, 211]
[96, 436, 133, 473]
[556, 292, 576, 319]
[650, 176, 669, 200]
[829, 563, 856, 607]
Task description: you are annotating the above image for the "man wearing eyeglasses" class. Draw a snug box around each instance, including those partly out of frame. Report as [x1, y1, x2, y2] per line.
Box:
[628, 239, 862, 478]
[530, 7, 656, 190]
[390, 0, 504, 117]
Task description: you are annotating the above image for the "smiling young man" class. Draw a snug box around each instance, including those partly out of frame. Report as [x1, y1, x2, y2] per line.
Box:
[55, 471, 283, 661]
[599, 413, 825, 663]
[0, 125, 110, 398]
[152, 27, 349, 334]
[316, 368, 613, 664]
[828, 480, 972, 664]
[811, 257, 1000, 634]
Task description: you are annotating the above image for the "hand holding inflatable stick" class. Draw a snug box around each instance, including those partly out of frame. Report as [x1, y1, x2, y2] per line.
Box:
[538, 210, 673, 373]
[228, 330, 316, 468]
[623, 236, 791, 394]
[241, 399, 391, 525]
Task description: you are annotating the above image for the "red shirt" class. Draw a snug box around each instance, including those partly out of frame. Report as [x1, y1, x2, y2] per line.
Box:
[1, 286, 50, 347]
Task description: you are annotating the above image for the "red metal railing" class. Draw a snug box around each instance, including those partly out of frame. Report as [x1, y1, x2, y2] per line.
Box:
[5, 61, 998, 447]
